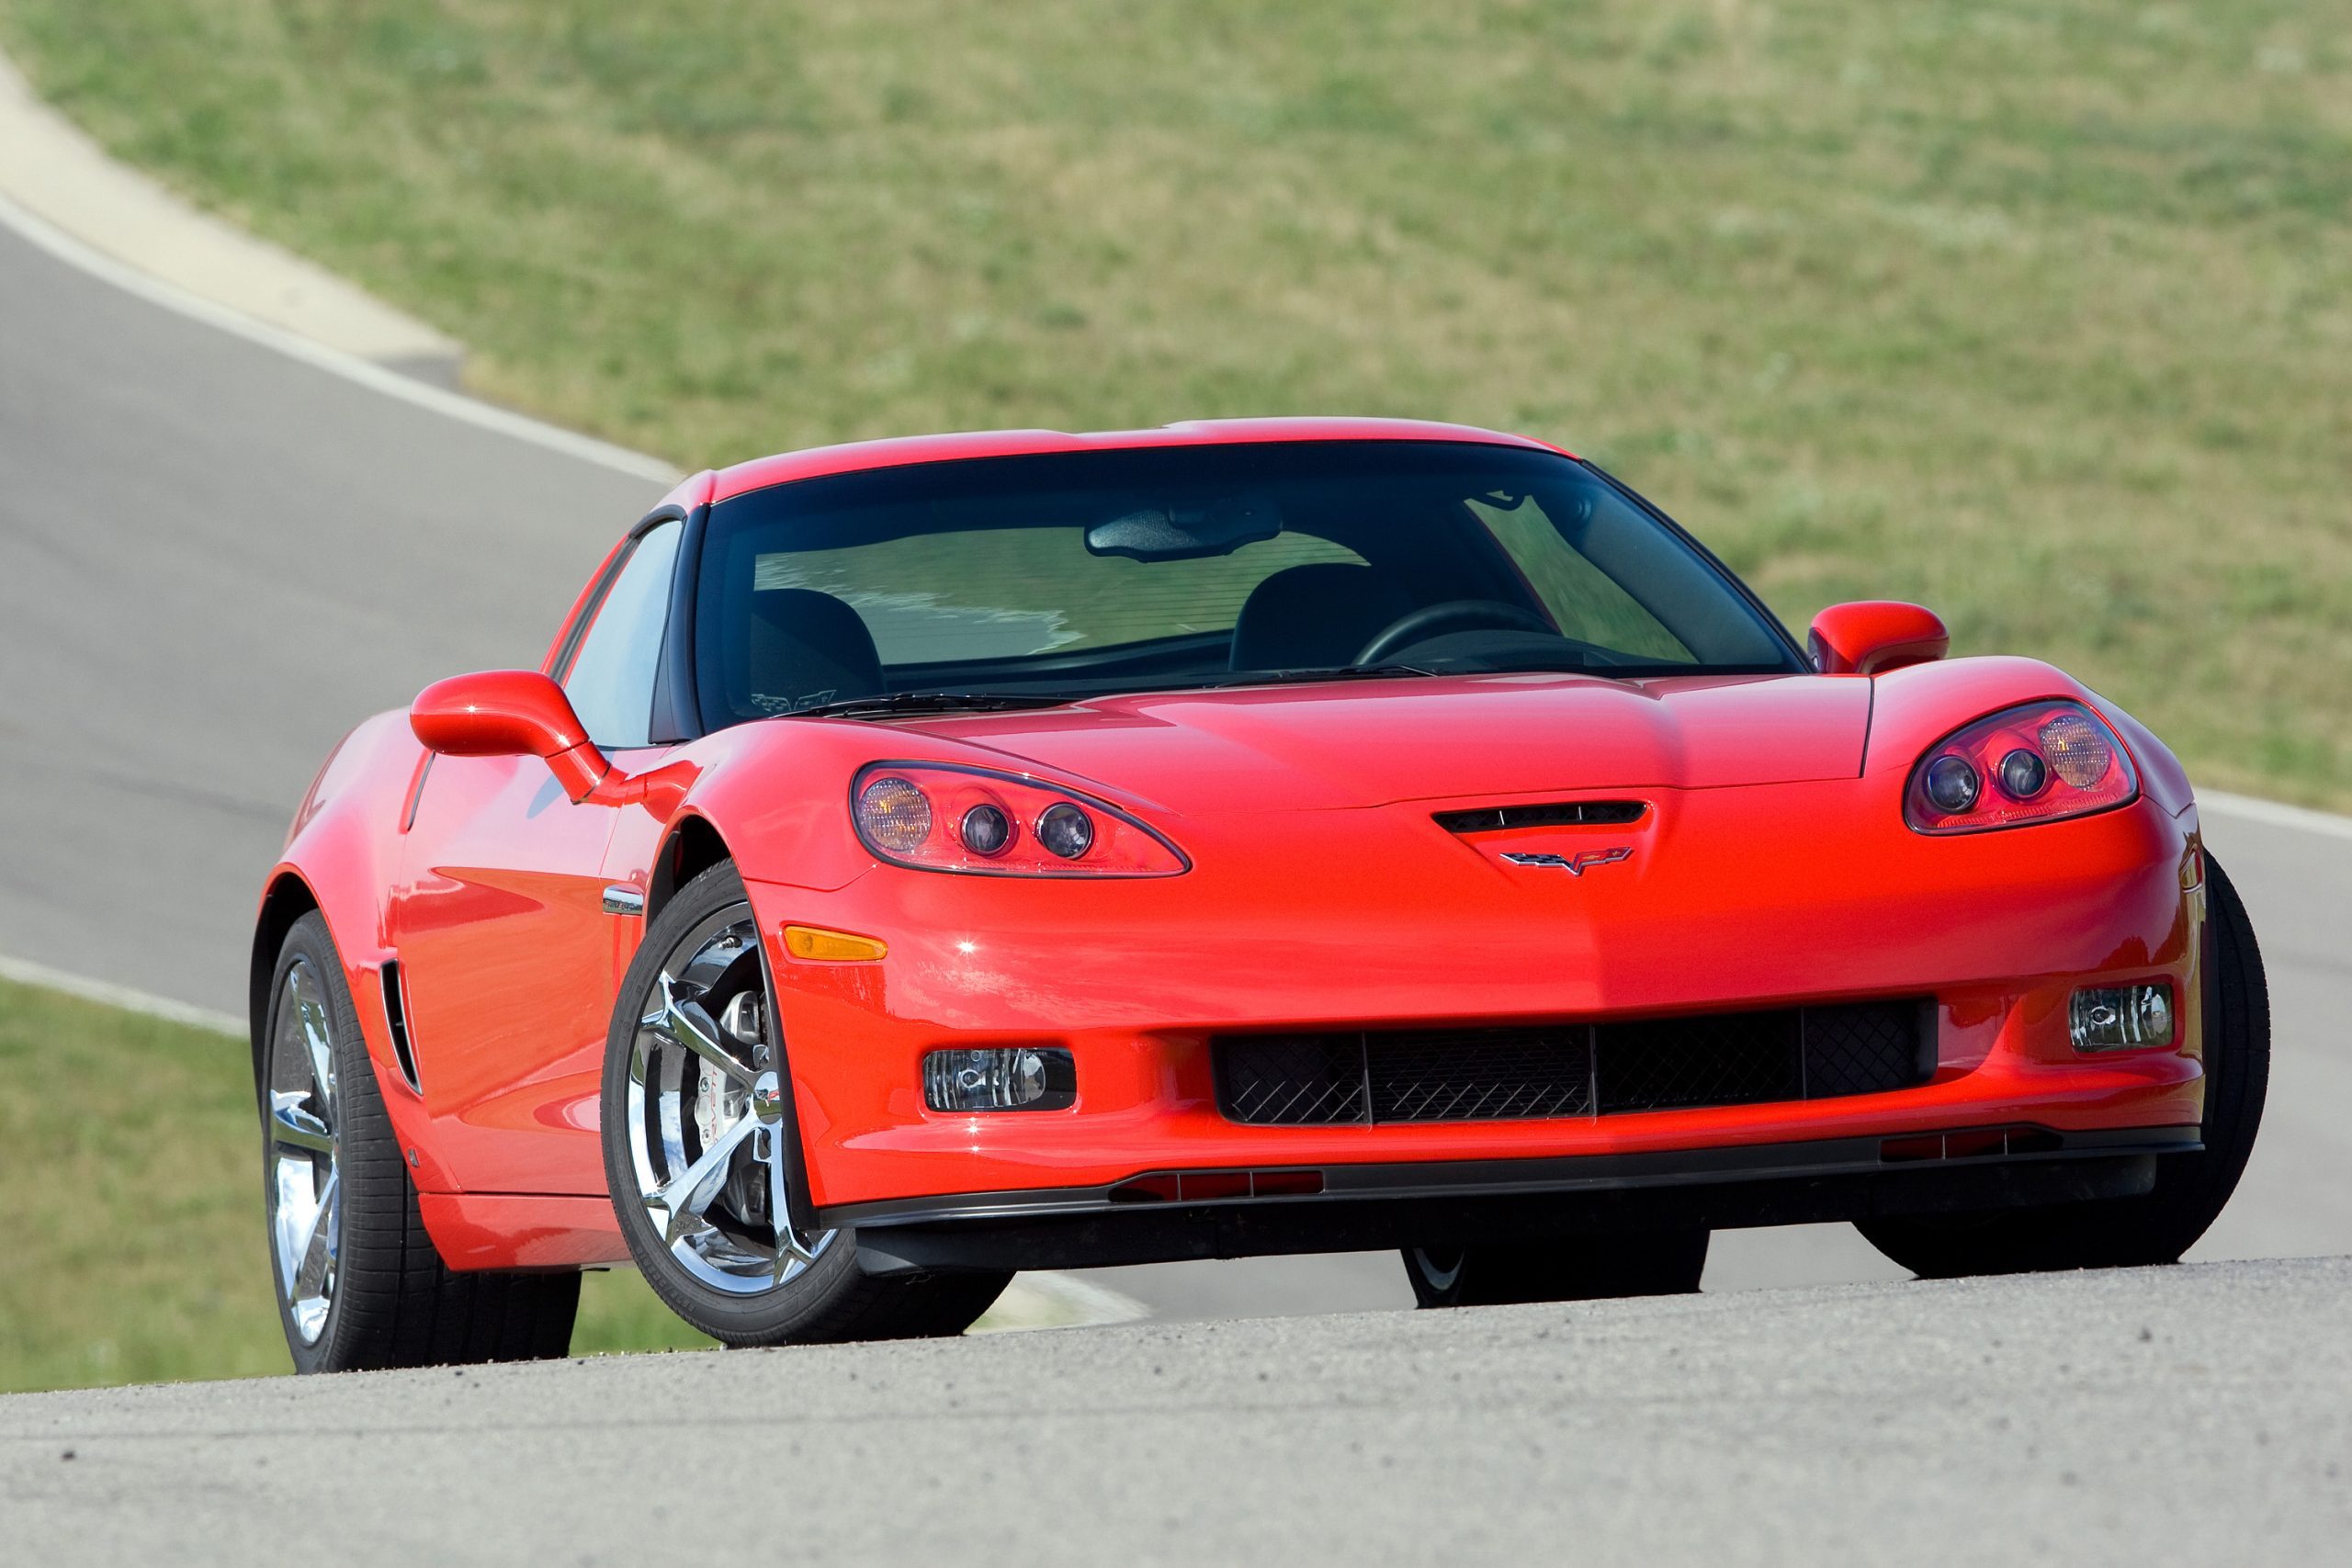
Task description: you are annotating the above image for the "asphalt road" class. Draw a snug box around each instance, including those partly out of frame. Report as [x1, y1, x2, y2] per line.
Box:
[6, 1257, 2346, 1565]
[1, 199, 2347, 1337]
[0, 210, 652, 1013]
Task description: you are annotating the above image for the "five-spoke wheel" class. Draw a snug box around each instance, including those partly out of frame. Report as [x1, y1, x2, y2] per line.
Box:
[604, 862, 1010, 1345]
[626, 918, 836, 1292]
[259, 910, 579, 1372]
[266, 958, 341, 1346]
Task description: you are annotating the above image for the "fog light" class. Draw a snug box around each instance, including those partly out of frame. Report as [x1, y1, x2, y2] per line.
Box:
[922, 1047, 1076, 1111]
[2068, 984, 2176, 1052]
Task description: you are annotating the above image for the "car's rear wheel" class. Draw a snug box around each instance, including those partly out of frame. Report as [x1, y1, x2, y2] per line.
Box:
[262, 911, 580, 1372]
[602, 861, 1010, 1345]
[1402, 1228, 1710, 1307]
[1858, 851, 2268, 1278]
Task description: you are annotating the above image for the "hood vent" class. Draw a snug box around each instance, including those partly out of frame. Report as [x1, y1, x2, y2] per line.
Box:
[1433, 800, 1646, 834]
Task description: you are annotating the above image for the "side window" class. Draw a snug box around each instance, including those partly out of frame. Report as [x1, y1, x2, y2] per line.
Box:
[563, 520, 682, 749]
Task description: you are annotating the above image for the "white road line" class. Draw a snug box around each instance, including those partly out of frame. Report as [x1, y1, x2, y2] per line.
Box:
[0, 953, 243, 1034]
[972, 1271, 1154, 1334]
[0, 186, 679, 486]
[0, 955, 1148, 1332]
[2201, 790, 2352, 843]
[0, 50, 459, 367]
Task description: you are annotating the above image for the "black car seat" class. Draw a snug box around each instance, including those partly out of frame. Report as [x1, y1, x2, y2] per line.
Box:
[742, 589, 885, 715]
[1229, 563, 1419, 671]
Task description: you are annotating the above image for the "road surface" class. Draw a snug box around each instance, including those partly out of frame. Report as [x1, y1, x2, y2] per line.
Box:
[3, 1257, 2346, 1564]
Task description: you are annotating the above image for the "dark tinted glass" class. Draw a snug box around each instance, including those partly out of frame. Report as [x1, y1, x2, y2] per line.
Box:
[693, 442, 1797, 731]
[564, 519, 681, 748]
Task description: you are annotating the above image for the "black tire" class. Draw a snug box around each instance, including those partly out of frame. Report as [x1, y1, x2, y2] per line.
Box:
[1857, 852, 2269, 1278]
[1402, 1229, 1710, 1307]
[602, 861, 1009, 1346]
[260, 911, 580, 1372]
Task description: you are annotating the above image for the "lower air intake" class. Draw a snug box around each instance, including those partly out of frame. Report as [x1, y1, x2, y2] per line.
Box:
[1214, 1000, 1931, 1126]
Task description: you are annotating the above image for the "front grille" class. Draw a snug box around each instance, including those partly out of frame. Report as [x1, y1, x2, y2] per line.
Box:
[1214, 999, 1930, 1125]
[1801, 1001, 1931, 1098]
[1368, 1029, 1590, 1121]
[1593, 1010, 1801, 1112]
[1216, 1034, 1369, 1126]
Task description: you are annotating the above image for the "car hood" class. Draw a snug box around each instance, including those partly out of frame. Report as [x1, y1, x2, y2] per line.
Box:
[894, 672, 1871, 814]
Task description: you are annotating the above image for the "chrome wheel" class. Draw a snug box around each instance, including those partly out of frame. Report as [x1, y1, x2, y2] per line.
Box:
[267, 959, 341, 1345]
[626, 911, 834, 1294]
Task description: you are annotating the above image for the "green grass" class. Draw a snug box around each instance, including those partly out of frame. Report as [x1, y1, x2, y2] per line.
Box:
[1, 1, 2346, 804]
[0, 976, 708, 1394]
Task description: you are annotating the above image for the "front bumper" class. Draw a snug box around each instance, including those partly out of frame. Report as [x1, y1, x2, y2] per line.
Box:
[748, 787, 2208, 1220]
[840, 1125, 2198, 1275]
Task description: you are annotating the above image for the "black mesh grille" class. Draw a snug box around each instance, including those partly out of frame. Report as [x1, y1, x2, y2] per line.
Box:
[1215, 1033, 1367, 1125]
[1366, 1029, 1590, 1122]
[1594, 1010, 1803, 1112]
[1214, 999, 1928, 1126]
[1802, 1000, 1932, 1098]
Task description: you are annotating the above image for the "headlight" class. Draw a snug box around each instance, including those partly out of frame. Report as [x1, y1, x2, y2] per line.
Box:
[852, 762, 1189, 876]
[1905, 701, 2139, 834]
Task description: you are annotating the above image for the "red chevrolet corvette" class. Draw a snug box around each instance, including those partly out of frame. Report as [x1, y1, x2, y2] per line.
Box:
[253, 419, 2267, 1370]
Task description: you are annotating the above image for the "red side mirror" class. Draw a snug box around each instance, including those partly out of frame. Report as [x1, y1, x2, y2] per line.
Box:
[409, 671, 608, 801]
[1807, 602, 1950, 677]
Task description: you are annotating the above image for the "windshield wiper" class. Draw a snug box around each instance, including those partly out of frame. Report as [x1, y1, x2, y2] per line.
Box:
[1214, 663, 1441, 687]
[788, 692, 1079, 720]
[793, 670, 1438, 717]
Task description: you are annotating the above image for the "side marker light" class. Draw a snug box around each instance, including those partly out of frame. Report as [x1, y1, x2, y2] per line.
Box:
[783, 925, 889, 963]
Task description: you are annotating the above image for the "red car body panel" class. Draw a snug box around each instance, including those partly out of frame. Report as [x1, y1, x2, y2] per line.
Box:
[701, 418, 1559, 508]
[254, 421, 2211, 1272]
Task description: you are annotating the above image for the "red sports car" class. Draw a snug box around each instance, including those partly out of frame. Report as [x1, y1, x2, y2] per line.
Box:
[252, 419, 2268, 1371]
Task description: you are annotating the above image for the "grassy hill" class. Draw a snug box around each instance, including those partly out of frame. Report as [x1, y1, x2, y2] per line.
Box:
[1, 0, 2346, 803]
[0, 971, 1092, 1393]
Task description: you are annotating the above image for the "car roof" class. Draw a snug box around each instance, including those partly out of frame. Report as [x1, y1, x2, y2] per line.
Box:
[697, 418, 1569, 506]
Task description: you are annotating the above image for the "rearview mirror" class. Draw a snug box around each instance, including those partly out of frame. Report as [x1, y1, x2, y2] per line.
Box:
[409, 670, 608, 801]
[1808, 602, 1950, 676]
[1086, 495, 1282, 562]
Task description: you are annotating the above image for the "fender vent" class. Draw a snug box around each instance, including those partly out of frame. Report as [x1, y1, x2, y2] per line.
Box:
[1433, 800, 1646, 833]
[380, 962, 423, 1096]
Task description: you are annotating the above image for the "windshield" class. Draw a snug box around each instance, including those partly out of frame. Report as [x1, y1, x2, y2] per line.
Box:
[691, 441, 1800, 728]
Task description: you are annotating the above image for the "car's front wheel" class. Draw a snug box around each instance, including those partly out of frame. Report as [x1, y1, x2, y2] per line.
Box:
[261, 911, 580, 1371]
[601, 861, 1010, 1345]
[1402, 1228, 1710, 1307]
[1857, 851, 2269, 1278]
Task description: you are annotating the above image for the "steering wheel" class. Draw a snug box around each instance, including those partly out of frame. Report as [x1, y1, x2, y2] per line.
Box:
[1354, 600, 1555, 665]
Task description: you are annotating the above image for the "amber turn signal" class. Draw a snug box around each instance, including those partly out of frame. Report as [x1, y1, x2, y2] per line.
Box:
[782, 925, 889, 963]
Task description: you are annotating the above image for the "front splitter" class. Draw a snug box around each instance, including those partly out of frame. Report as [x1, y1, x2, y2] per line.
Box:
[833, 1125, 2198, 1276]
